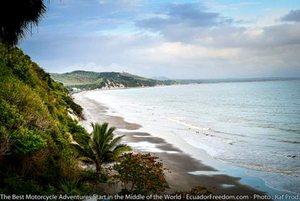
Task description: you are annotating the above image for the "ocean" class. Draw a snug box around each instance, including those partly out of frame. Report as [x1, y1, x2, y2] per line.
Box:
[83, 80, 300, 196]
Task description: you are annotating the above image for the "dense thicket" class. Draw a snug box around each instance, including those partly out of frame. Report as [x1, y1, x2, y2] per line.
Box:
[0, 43, 91, 194]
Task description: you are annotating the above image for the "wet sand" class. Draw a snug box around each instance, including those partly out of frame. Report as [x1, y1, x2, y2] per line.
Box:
[73, 91, 269, 200]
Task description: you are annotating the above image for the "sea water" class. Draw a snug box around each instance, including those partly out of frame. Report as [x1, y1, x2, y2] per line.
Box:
[84, 80, 300, 195]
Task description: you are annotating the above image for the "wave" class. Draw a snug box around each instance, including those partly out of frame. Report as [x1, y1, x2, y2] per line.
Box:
[225, 159, 300, 176]
[167, 117, 247, 139]
[246, 122, 300, 135]
[279, 140, 300, 144]
[276, 127, 300, 135]
[167, 117, 217, 138]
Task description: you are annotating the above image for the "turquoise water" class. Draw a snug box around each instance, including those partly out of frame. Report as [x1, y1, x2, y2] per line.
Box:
[86, 80, 300, 195]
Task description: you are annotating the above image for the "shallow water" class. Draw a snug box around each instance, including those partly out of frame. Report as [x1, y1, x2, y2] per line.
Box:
[84, 80, 300, 195]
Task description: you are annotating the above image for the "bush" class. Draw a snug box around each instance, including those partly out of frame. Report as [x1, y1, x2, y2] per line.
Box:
[114, 153, 169, 194]
[59, 180, 81, 195]
[0, 99, 23, 129]
[63, 95, 83, 118]
[0, 43, 89, 194]
[2, 175, 43, 194]
[10, 128, 46, 155]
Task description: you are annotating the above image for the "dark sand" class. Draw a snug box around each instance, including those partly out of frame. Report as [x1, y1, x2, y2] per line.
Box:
[73, 92, 269, 200]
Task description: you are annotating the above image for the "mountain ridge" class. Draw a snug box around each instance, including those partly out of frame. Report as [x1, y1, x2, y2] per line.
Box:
[51, 70, 176, 91]
[51, 70, 300, 92]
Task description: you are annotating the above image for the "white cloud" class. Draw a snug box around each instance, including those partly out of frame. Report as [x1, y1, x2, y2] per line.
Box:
[21, 1, 300, 79]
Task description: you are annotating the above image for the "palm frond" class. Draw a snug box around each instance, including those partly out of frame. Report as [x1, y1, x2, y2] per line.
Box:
[112, 144, 132, 160]
[107, 126, 116, 135]
[0, 0, 46, 45]
[71, 143, 95, 162]
[72, 122, 130, 172]
[108, 135, 125, 150]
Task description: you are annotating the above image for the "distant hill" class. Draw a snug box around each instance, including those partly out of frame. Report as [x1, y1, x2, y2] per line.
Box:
[151, 76, 171, 81]
[51, 71, 177, 91]
[51, 70, 300, 92]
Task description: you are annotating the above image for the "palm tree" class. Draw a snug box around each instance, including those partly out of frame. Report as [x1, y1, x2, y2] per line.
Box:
[74, 122, 131, 177]
[0, 0, 46, 45]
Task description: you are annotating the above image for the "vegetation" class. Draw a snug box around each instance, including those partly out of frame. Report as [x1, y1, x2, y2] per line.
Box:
[0, 0, 46, 45]
[52, 70, 294, 92]
[73, 122, 131, 177]
[114, 153, 169, 194]
[0, 43, 90, 194]
[0, 1, 211, 197]
[51, 70, 177, 91]
[0, 43, 212, 197]
[0, 43, 169, 196]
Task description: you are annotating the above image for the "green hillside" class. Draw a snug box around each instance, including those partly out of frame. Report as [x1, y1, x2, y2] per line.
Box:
[51, 71, 176, 91]
[0, 44, 91, 194]
[0, 44, 173, 195]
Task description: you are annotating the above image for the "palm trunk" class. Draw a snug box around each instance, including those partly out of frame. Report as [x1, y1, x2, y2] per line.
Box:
[95, 162, 100, 175]
[95, 159, 102, 178]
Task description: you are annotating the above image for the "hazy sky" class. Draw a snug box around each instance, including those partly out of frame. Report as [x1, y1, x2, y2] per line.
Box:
[21, 0, 300, 79]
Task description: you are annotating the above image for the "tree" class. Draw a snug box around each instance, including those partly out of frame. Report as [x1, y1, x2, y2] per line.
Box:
[74, 122, 131, 177]
[0, 0, 46, 45]
[114, 153, 169, 194]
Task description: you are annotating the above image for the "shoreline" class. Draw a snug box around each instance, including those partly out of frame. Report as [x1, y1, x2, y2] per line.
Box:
[69, 78, 300, 95]
[72, 91, 271, 199]
[69, 83, 178, 95]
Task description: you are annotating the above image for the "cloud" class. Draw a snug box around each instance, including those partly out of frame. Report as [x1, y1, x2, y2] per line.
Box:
[136, 3, 232, 31]
[281, 10, 300, 22]
[20, 1, 300, 79]
[136, 4, 300, 50]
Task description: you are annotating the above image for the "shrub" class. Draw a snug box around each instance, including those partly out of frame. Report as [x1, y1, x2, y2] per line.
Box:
[67, 120, 89, 146]
[0, 43, 115, 195]
[63, 95, 83, 118]
[2, 175, 43, 194]
[59, 180, 81, 195]
[114, 153, 169, 194]
[0, 99, 23, 129]
[10, 128, 46, 155]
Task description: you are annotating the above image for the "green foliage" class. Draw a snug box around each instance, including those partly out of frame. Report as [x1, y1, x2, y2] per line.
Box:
[64, 95, 83, 118]
[114, 153, 169, 194]
[67, 120, 89, 146]
[0, 43, 172, 196]
[10, 128, 46, 155]
[0, 99, 23, 129]
[0, 43, 88, 193]
[74, 122, 131, 176]
[90, 122, 131, 163]
[59, 180, 81, 195]
[2, 175, 43, 194]
[79, 169, 98, 183]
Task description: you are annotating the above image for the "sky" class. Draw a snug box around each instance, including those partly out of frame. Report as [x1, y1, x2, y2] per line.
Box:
[21, 0, 300, 79]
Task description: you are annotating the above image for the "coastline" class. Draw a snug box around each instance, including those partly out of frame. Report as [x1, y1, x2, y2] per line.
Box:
[68, 77, 300, 95]
[72, 90, 271, 199]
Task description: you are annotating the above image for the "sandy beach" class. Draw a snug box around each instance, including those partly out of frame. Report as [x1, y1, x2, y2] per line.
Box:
[73, 90, 269, 200]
